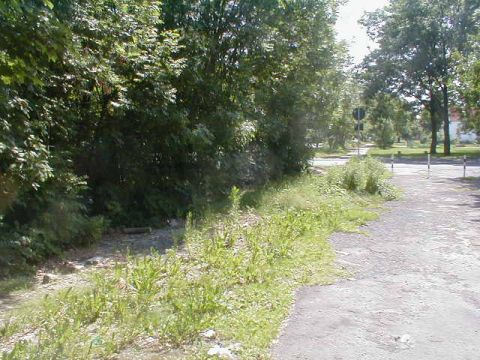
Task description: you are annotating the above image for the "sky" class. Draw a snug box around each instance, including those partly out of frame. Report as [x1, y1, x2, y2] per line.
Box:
[335, 0, 390, 64]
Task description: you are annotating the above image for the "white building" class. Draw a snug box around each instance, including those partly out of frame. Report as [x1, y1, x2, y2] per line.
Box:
[449, 110, 477, 143]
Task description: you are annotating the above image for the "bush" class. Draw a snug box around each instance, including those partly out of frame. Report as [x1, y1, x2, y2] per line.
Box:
[373, 118, 396, 149]
[325, 157, 398, 199]
[0, 172, 106, 277]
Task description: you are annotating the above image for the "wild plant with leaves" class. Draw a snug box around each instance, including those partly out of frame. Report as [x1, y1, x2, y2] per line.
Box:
[0, 0, 347, 273]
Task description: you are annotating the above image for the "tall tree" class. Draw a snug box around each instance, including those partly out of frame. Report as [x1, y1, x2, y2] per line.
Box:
[454, 34, 480, 132]
[1, 0, 347, 271]
[361, 0, 480, 154]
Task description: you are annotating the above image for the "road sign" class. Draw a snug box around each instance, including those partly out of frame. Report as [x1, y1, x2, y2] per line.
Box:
[352, 107, 366, 121]
[354, 123, 364, 131]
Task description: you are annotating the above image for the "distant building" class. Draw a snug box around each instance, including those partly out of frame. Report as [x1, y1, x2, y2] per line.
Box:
[449, 109, 477, 143]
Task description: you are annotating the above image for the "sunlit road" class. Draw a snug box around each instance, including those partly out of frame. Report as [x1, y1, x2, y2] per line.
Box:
[310, 150, 480, 179]
[275, 152, 480, 359]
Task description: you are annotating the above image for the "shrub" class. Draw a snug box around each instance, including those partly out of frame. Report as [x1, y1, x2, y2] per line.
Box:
[373, 118, 395, 149]
[326, 157, 398, 199]
[0, 172, 106, 277]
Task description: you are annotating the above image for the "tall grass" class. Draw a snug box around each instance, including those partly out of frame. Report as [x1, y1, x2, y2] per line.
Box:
[325, 157, 399, 200]
[0, 159, 395, 359]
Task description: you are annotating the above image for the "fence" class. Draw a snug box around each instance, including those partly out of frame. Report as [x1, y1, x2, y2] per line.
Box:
[389, 154, 470, 178]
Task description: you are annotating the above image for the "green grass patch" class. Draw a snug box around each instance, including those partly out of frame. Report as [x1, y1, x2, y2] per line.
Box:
[314, 145, 350, 158]
[0, 276, 35, 295]
[368, 143, 480, 158]
[0, 159, 395, 359]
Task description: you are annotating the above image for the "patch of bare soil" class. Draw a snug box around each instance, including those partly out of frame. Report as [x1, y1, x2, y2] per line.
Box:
[0, 227, 177, 322]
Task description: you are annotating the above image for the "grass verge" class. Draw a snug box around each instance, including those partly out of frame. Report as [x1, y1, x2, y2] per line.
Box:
[0, 159, 396, 359]
[0, 277, 35, 295]
[368, 143, 480, 158]
[314, 147, 350, 158]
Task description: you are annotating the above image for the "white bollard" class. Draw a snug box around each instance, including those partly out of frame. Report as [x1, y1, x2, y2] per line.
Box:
[391, 154, 394, 172]
[463, 155, 467, 178]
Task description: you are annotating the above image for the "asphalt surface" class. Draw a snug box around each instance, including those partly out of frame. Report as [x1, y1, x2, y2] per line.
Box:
[273, 155, 480, 359]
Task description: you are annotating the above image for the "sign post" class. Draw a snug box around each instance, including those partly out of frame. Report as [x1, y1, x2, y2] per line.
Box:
[352, 107, 366, 157]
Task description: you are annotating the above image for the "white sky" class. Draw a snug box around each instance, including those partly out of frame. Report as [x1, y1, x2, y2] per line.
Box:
[335, 0, 390, 64]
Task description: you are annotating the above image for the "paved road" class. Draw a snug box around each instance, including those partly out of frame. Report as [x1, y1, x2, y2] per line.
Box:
[273, 158, 480, 359]
[310, 146, 370, 167]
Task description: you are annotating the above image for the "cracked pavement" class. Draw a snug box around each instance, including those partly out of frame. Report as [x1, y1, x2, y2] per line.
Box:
[273, 158, 480, 359]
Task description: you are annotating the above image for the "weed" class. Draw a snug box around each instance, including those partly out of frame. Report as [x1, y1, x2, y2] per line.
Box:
[325, 157, 399, 200]
[0, 162, 394, 359]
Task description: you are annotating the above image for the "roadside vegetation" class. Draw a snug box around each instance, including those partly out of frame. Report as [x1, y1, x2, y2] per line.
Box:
[0, 159, 397, 359]
[1, 0, 477, 356]
[314, 146, 350, 158]
[0, 0, 363, 276]
[2, 0, 478, 277]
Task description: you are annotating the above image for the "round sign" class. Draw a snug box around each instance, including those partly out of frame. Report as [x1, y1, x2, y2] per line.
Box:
[352, 107, 366, 121]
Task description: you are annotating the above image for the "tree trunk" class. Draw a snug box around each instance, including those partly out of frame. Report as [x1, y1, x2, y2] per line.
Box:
[442, 83, 451, 155]
[429, 93, 437, 154]
[430, 109, 437, 154]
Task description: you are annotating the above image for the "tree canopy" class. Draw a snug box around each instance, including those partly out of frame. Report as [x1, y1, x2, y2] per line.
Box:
[0, 0, 348, 274]
[361, 0, 480, 154]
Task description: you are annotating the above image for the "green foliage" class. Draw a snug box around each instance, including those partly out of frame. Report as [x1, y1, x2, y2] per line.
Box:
[372, 118, 396, 149]
[0, 0, 345, 272]
[306, 48, 356, 151]
[326, 157, 399, 200]
[361, 0, 480, 154]
[0, 172, 106, 276]
[454, 34, 480, 133]
[0, 170, 386, 359]
[366, 94, 411, 149]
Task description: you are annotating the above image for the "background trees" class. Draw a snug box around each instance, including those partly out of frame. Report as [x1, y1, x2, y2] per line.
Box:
[454, 34, 480, 133]
[0, 0, 344, 273]
[361, 0, 480, 154]
[366, 94, 414, 148]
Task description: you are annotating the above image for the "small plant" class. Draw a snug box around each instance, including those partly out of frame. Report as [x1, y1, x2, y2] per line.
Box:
[326, 157, 398, 199]
[0, 167, 396, 359]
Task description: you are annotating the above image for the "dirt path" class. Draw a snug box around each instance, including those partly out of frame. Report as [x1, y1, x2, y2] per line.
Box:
[0, 228, 175, 322]
[273, 164, 480, 359]
[310, 145, 372, 168]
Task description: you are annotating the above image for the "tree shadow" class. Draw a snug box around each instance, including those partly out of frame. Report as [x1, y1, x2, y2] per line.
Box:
[379, 156, 480, 166]
[440, 177, 480, 222]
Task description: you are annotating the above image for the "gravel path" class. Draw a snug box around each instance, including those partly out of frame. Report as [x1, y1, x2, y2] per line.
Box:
[273, 162, 480, 359]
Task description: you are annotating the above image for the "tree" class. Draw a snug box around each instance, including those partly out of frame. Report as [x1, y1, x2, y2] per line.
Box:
[326, 75, 360, 150]
[454, 34, 480, 133]
[366, 94, 409, 148]
[1, 0, 347, 272]
[361, 0, 480, 154]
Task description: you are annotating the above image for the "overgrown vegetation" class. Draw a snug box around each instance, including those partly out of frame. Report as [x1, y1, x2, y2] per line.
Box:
[0, 0, 350, 273]
[0, 160, 396, 359]
[326, 157, 399, 200]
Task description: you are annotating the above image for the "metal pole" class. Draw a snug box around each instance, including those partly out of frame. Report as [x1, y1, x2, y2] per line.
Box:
[391, 154, 394, 172]
[463, 155, 467, 178]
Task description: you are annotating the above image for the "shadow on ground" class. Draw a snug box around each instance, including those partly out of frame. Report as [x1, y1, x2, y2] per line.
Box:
[0, 227, 179, 317]
[376, 156, 480, 166]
